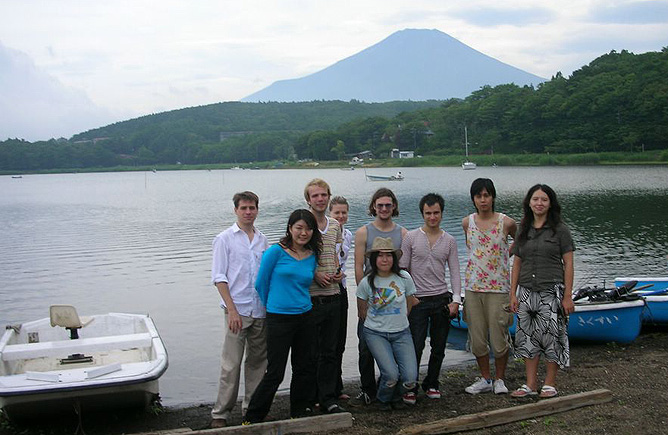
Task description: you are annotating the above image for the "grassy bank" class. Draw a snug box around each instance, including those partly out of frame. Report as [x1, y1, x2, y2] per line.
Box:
[2, 151, 667, 176]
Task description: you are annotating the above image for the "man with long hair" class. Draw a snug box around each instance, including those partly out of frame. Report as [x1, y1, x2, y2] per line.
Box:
[350, 188, 407, 406]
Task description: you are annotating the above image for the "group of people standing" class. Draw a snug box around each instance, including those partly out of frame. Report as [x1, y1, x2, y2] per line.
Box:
[209, 177, 575, 427]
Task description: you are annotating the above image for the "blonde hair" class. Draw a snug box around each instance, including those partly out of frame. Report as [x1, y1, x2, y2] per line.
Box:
[304, 178, 331, 201]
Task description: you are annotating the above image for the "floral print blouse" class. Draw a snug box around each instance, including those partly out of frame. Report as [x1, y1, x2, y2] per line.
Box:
[465, 213, 511, 293]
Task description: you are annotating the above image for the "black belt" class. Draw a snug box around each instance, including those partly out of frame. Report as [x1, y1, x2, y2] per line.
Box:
[311, 295, 340, 305]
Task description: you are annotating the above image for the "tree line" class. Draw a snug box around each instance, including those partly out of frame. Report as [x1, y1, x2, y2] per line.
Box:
[2, 49, 666, 171]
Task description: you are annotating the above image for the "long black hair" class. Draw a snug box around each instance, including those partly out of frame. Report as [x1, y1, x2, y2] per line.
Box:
[517, 184, 562, 245]
[280, 209, 322, 262]
[367, 251, 403, 294]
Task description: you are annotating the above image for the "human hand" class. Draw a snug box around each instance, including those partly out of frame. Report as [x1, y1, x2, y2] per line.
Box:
[227, 310, 243, 334]
[315, 271, 332, 287]
[331, 271, 344, 283]
[562, 296, 575, 316]
[509, 296, 519, 313]
[447, 302, 459, 319]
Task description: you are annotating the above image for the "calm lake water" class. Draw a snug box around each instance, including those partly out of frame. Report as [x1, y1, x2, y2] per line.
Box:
[1, 166, 667, 406]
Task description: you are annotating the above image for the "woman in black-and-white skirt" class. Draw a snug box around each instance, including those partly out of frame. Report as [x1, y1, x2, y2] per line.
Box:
[509, 184, 575, 399]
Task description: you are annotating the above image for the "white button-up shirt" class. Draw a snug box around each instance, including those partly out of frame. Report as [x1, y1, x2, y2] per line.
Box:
[211, 222, 268, 318]
[335, 227, 353, 289]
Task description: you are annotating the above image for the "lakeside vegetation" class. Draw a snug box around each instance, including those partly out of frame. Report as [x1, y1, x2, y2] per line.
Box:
[3, 151, 666, 176]
[2, 49, 667, 173]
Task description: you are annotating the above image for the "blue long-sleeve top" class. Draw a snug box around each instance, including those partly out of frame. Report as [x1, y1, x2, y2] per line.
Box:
[255, 244, 316, 314]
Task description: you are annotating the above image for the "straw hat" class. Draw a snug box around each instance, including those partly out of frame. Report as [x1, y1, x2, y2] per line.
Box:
[365, 237, 402, 260]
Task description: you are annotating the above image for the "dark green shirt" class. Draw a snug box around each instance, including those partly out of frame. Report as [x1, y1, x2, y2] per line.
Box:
[511, 222, 574, 290]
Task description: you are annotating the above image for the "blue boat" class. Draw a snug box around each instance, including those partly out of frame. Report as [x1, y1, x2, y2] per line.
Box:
[615, 277, 668, 324]
[451, 298, 644, 344]
[569, 299, 644, 343]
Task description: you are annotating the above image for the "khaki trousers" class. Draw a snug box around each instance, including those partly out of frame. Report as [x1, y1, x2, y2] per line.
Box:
[211, 311, 267, 421]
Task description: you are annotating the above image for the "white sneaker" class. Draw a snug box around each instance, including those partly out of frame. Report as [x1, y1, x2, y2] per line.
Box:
[465, 377, 493, 394]
[493, 379, 509, 394]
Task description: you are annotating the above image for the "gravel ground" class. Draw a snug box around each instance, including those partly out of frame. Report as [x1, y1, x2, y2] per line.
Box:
[2, 327, 667, 435]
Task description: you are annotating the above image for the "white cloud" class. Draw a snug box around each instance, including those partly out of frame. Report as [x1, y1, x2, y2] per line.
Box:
[0, 42, 119, 141]
[0, 0, 666, 140]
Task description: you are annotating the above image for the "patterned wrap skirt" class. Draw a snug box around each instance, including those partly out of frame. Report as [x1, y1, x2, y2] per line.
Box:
[513, 283, 570, 368]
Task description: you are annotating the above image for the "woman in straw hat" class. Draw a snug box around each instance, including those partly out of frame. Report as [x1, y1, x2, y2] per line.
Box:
[356, 237, 419, 410]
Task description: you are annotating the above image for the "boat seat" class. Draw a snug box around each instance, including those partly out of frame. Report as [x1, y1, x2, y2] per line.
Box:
[49, 305, 93, 339]
[1, 332, 153, 362]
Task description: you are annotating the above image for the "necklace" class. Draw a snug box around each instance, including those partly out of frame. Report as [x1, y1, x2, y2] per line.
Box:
[291, 247, 309, 260]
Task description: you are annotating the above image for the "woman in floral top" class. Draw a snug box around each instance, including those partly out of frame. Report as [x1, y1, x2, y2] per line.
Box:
[462, 178, 517, 395]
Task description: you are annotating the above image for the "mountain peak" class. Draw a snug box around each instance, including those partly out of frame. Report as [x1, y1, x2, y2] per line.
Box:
[242, 28, 544, 103]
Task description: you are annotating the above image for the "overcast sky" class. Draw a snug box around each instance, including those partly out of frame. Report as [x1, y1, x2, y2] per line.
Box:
[1, 0, 667, 141]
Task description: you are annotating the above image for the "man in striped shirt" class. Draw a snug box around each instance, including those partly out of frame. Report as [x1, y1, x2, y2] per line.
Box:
[400, 193, 461, 400]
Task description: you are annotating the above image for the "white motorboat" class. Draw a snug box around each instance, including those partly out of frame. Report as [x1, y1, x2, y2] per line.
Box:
[0, 305, 168, 418]
[365, 171, 404, 181]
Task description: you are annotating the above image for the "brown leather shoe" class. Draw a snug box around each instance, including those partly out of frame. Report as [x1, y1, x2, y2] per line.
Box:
[210, 419, 227, 428]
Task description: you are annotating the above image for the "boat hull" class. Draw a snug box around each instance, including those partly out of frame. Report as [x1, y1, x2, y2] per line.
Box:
[451, 300, 644, 344]
[615, 277, 668, 324]
[569, 299, 644, 343]
[366, 174, 403, 181]
[0, 312, 168, 419]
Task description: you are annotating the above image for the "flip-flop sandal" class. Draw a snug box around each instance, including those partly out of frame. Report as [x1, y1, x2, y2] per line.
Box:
[510, 384, 537, 398]
[539, 385, 558, 398]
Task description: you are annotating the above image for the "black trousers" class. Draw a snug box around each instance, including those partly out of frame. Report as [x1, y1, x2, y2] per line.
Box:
[408, 293, 452, 390]
[357, 318, 377, 396]
[335, 285, 349, 396]
[245, 311, 316, 422]
[311, 295, 341, 409]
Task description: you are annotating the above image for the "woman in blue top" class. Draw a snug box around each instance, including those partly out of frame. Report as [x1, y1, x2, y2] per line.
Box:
[356, 237, 419, 410]
[245, 209, 322, 423]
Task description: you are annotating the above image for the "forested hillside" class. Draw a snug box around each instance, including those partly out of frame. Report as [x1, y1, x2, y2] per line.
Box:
[2, 49, 666, 171]
[299, 49, 668, 159]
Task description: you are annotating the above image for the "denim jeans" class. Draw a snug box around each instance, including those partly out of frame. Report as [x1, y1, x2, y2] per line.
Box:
[363, 326, 417, 404]
[408, 293, 452, 390]
[245, 311, 316, 422]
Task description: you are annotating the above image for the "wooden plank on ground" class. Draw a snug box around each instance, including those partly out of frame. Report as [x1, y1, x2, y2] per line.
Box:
[132, 412, 352, 435]
[398, 389, 612, 435]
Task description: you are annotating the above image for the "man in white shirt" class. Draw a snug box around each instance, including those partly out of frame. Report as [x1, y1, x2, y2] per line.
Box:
[210, 191, 269, 428]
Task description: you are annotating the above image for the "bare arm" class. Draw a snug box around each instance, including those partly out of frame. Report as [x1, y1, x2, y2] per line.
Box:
[461, 216, 469, 247]
[354, 226, 367, 285]
[505, 216, 518, 239]
[509, 256, 522, 313]
[562, 251, 575, 315]
[357, 297, 368, 321]
[215, 282, 242, 334]
[406, 295, 419, 315]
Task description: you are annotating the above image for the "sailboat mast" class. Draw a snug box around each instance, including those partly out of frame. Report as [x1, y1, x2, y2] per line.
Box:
[465, 126, 469, 158]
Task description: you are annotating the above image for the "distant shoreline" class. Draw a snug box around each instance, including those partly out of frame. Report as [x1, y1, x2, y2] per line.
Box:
[3, 151, 667, 176]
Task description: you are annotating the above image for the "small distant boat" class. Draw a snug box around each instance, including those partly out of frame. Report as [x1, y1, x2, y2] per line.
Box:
[0, 305, 168, 419]
[340, 167, 355, 171]
[462, 126, 476, 170]
[11, 175, 22, 179]
[615, 277, 668, 324]
[366, 171, 404, 182]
